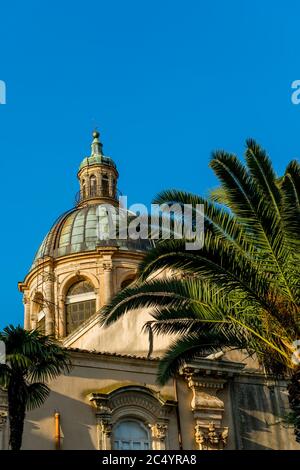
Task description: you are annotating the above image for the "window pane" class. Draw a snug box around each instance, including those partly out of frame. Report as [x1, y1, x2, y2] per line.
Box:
[113, 421, 150, 451]
[66, 299, 96, 334]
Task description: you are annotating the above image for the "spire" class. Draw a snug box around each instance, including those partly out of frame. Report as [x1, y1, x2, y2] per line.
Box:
[91, 129, 103, 157]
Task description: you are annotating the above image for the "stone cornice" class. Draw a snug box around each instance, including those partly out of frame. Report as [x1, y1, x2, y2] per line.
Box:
[179, 358, 245, 379]
[19, 248, 145, 288]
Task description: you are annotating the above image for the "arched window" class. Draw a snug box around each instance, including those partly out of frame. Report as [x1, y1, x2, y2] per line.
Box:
[65, 280, 96, 335]
[82, 179, 86, 198]
[90, 175, 97, 197]
[102, 175, 109, 196]
[32, 292, 46, 334]
[113, 420, 150, 450]
[121, 277, 135, 290]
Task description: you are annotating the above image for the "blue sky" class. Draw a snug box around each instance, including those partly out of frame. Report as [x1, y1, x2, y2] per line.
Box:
[0, 0, 299, 328]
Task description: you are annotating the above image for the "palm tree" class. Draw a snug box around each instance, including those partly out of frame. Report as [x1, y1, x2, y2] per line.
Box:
[99, 139, 300, 441]
[0, 325, 71, 450]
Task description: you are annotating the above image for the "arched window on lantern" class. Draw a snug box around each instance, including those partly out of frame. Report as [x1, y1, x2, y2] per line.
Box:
[90, 175, 97, 197]
[102, 175, 109, 197]
[113, 420, 150, 450]
[82, 179, 87, 198]
[112, 177, 116, 198]
[65, 280, 96, 335]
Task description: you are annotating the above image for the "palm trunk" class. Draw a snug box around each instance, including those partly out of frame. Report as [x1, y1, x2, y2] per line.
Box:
[287, 368, 300, 443]
[8, 379, 26, 451]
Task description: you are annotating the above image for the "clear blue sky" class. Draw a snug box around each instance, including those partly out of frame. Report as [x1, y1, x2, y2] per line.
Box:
[0, 0, 299, 328]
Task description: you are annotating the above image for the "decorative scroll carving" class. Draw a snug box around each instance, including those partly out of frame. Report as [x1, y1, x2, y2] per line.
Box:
[178, 360, 245, 450]
[195, 422, 228, 450]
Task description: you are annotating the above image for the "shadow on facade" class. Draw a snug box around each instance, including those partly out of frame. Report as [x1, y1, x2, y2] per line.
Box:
[23, 389, 96, 450]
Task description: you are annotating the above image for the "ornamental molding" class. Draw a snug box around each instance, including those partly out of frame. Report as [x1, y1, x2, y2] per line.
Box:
[178, 359, 243, 450]
[88, 386, 175, 450]
[89, 387, 174, 421]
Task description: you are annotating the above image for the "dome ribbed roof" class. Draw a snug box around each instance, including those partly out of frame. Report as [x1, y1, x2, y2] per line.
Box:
[79, 154, 117, 171]
[32, 204, 151, 269]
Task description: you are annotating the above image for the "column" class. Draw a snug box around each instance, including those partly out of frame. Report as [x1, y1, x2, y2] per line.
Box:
[30, 300, 37, 330]
[96, 417, 113, 450]
[23, 295, 31, 330]
[58, 296, 66, 338]
[103, 263, 113, 304]
[44, 276, 55, 336]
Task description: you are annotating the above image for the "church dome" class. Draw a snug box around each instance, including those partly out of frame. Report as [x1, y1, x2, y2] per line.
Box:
[31, 131, 152, 270]
[32, 203, 151, 268]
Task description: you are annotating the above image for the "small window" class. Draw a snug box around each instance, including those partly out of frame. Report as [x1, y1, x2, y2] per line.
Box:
[113, 420, 150, 450]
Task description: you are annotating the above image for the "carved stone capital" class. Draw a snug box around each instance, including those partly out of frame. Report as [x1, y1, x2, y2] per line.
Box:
[103, 262, 113, 272]
[149, 423, 168, 441]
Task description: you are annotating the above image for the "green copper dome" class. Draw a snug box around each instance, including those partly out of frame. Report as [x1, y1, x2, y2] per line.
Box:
[32, 204, 151, 269]
[78, 129, 117, 171]
[79, 154, 117, 171]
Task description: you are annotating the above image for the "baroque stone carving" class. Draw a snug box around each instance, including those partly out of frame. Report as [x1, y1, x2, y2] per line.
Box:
[102, 262, 113, 272]
[178, 361, 239, 450]
[149, 423, 168, 441]
[88, 386, 175, 450]
[98, 419, 113, 436]
[195, 422, 228, 450]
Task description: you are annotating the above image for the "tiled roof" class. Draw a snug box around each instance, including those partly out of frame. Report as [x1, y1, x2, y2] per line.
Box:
[66, 347, 161, 361]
